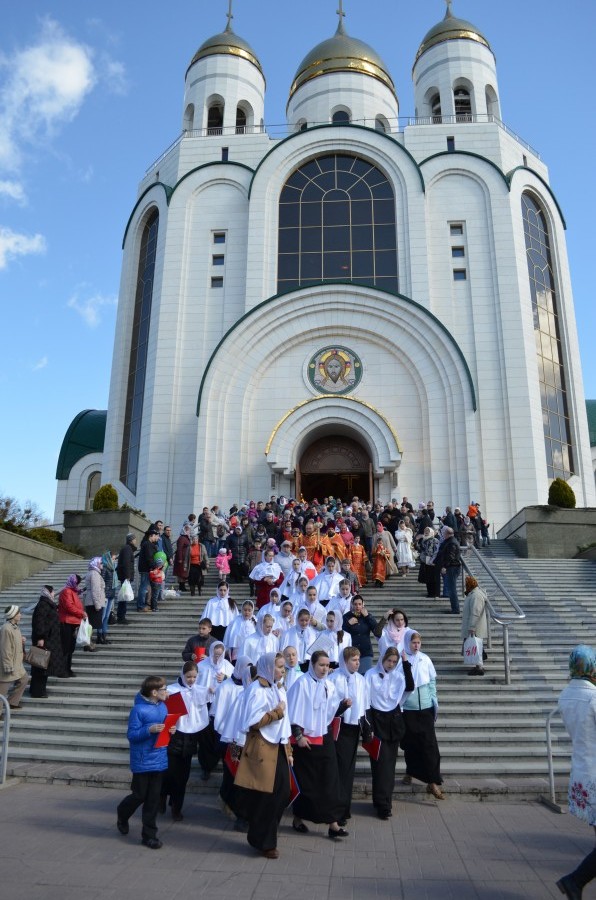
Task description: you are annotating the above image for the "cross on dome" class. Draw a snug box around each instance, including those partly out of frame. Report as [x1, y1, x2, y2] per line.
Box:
[225, 0, 234, 32]
[445, 0, 453, 16]
[336, 0, 346, 35]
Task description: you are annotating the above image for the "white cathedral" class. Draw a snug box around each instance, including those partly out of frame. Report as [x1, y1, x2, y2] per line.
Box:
[54, 2, 596, 532]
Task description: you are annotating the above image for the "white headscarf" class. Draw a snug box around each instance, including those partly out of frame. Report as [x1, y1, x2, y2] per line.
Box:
[403, 628, 436, 687]
[365, 651, 407, 710]
[286, 654, 337, 736]
[239, 652, 290, 743]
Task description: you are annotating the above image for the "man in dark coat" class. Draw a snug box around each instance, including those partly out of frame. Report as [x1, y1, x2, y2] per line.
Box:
[116, 533, 137, 624]
[226, 525, 250, 582]
[137, 529, 159, 612]
[435, 528, 462, 614]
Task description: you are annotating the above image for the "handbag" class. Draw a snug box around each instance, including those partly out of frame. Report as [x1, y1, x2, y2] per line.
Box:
[462, 635, 483, 665]
[26, 645, 51, 669]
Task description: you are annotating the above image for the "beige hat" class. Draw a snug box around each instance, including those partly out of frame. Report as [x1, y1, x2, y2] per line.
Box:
[4, 604, 19, 621]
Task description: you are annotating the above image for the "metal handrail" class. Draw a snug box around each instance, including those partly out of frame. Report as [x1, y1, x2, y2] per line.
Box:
[460, 546, 526, 685]
[0, 695, 10, 786]
[541, 706, 567, 813]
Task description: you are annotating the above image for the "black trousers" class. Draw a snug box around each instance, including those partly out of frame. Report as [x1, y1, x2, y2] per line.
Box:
[29, 667, 48, 697]
[370, 738, 399, 815]
[60, 623, 77, 674]
[197, 718, 221, 774]
[117, 771, 163, 840]
[335, 722, 360, 820]
[571, 839, 596, 889]
[161, 754, 193, 813]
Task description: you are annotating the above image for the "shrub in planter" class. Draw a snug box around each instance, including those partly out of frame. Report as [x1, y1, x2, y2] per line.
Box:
[548, 478, 576, 509]
[92, 483, 119, 511]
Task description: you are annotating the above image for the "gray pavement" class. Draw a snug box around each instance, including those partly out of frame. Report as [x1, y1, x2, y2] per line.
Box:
[0, 780, 594, 900]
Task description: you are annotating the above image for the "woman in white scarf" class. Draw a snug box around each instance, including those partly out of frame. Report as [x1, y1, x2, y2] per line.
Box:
[394, 520, 415, 575]
[195, 642, 234, 780]
[329, 647, 370, 825]
[161, 661, 210, 819]
[375, 608, 410, 658]
[364, 646, 414, 819]
[287, 650, 349, 840]
[224, 600, 256, 661]
[400, 629, 443, 799]
[307, 610, 352, 666]
[202, 582, 238, 642]
[242, 614, 280, 664]
[234, 652, 291, 859]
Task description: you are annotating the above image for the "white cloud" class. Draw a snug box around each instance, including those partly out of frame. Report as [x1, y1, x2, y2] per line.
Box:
[0, 227, 46, 269]
[102, 56, 128, 96]
[0, 180, 26, 204]
[33, 356, 48, 371]
[67, 289, 117, 327]
[0, 19, 96, 172]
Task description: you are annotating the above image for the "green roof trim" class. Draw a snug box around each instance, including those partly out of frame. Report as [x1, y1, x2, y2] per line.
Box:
[121, 182, 172, 248]
[196, 282, 477, 416]
[506, 166, 567, 230]
[247, 123, 426, 198]
[420, 150, 510, 189]
[56, 409, 107, 480]
[122, 161, 255, 249]
[586, 400, 596, 447]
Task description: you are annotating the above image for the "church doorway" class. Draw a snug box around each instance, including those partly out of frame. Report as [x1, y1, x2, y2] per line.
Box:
[297, 435, 372, 503]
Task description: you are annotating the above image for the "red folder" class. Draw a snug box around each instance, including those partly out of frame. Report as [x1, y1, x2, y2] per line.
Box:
[289, 734, 323, 746]
[362, 736, 382, 761]
[224, 745, 239, 776]
[165, 692, 188, 717]
[154, 714, 179, 748]
[331, 717, 341, 741]
[193, 646, 207, 661]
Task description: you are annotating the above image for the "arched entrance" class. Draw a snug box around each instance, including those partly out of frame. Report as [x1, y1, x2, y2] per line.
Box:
[297, 435, 372, 502]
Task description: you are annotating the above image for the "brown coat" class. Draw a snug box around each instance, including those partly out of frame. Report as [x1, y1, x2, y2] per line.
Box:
[234, 693, 291, 793]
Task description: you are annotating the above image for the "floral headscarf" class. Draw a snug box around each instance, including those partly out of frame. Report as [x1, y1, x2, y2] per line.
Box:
[568, 645, 595, 683]
[88, 557, 102, 572]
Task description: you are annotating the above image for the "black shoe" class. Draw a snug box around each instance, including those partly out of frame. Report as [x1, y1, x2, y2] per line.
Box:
[68, 671, 76, 678]
[117, 818, 129, 835]
[117, 618, 130, 625]
[171, 809, 184, 822]
[328, 827, 349, 839]
[292, 818, 309, 834]
[556, 875, 582, 899]
[141, 837, 162, 850]
[102, 637, 112, 644]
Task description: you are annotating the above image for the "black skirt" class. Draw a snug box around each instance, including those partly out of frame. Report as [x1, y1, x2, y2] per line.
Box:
[236, 744, 290, 851]
[401, 707, 442, 785]
[335, 722, 360, 820]
[292, 729, 343, 824]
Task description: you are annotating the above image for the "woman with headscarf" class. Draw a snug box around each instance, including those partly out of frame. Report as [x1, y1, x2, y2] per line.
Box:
[160, 661, 210, 820]
[372, 532, 390, 588]
[364, 646, 414, 819]
[224, 600, 256, 661]
[100, 550, 118, 644]
[375, 608, 410, 659]
[58, 574, 86, 676]
[195, 641, 234, 780]
[329, 646, 370, 826]
[84, 557, 106, 645]
[242, 614, 279, 664]
[461, 576, 489, 675]
[29, 585, 67, 698]
[556, 645, 596, 899]
[234, 652, 292, 858]
[420, 526, 441, 598]
[287, 649, 348, 839]
[377, 522, 398, 577]
[307, 609, 351, 667]
[174, 524, 191, 592]
[202, 581, 239, 643]
[400, 629, 443, 799]
[394, 520, 415, 577]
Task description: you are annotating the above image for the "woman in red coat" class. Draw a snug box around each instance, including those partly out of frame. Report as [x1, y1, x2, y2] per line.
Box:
[58, 574, 86, 675]
[174, 526, 191, 592]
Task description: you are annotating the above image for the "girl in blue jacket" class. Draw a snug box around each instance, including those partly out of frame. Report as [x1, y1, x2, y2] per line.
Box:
[116, 675, 175, 849]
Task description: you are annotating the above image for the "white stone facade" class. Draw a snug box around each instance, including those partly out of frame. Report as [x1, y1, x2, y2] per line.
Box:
[54, 11, 596, 530]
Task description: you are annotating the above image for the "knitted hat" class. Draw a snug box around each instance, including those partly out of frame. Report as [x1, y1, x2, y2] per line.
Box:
[4, 604, 19, 621]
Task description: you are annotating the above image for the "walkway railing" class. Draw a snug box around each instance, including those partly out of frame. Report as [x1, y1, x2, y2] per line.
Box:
[0, 695, 10, 787]
[460, 546, 526, 685]
[540, 706, 568, 813]
[144, 112, 539, 175]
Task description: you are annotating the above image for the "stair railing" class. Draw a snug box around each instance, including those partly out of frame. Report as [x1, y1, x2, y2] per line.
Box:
[540, 706, 567, 813]
[0, 695, 10, 786]
[460, 546, 526, 685]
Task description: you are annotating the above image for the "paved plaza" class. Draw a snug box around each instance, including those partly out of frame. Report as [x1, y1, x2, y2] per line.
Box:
[0, 781, 593, 899]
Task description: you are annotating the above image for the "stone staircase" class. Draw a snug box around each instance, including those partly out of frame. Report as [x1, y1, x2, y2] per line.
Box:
[1, 543, 594, 799]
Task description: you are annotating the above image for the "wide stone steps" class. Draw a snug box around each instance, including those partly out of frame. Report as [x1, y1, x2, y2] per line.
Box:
[2, 540, 593, 797]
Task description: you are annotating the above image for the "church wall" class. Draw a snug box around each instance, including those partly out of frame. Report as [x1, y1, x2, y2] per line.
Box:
[287, 71, 398, 130]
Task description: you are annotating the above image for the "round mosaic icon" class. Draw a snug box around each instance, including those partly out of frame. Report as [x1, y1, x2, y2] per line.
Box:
[307, 346, 362, 395]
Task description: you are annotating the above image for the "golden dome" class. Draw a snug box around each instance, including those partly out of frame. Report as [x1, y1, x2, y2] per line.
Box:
[416, 6, 491, 64]
[188, 24, 263, 77]
[289, 21, 396, 100]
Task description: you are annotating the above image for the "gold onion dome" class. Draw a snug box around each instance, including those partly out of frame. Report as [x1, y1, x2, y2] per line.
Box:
[188, 22, 263, 77]
[289, 19, 396, 100]
[415, 4, 491, 63]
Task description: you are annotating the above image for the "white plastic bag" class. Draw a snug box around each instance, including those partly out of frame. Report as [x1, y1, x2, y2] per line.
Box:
[76, 619, 93, 647]
[463, 635, 483, 666]
[118, 579, 134, 604]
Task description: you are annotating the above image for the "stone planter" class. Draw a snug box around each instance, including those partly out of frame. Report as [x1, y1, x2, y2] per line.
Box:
[497, 506, 596, 559]
[62, 509, 152, 558]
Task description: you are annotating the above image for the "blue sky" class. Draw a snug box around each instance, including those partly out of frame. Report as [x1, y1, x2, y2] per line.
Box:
[1, 0, 594, 519]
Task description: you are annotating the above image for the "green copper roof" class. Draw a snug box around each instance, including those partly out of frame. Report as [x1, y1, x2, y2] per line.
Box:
[56, 409, 107, 480]
[586, 400, 596, 446]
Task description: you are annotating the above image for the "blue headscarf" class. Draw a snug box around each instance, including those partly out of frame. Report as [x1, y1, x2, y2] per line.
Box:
[568, 645, 595, 683]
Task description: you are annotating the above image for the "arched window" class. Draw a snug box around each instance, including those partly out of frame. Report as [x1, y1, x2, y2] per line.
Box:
[85, 471, 101, 510]
[296, 119, 308, 132]
[183, 103, 194, 131]
[235, 107, 247, 134]
[430, 92, 442, 123]
[454, 87, 472, 121]
[521, 193, 574, 479]
[375, 115, 389, 134]
[120, 209, 159, 493]
[485, 85, 499, 120]
[278, 154, 398, 293]
[332, 109, 351, 125]
[207, 102, 224, 135]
